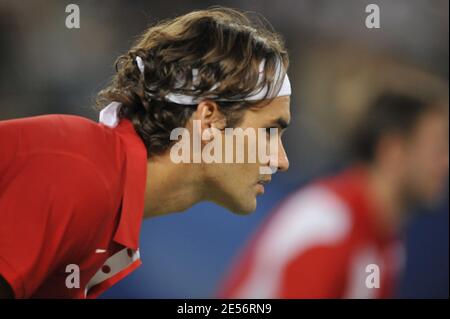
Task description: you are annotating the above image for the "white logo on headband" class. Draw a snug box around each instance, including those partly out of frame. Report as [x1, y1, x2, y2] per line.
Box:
[99, 57, 291, 127]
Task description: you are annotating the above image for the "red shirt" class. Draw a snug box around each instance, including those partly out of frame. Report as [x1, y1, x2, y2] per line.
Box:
[0, 114, 148, 298]
[219, 167, 405, 298]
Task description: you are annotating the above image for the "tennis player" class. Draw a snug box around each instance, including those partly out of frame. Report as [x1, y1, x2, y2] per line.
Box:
[0, 7, 291, 298]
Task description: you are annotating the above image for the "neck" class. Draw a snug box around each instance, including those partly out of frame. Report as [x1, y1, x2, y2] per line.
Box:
[143, 154, 205, 218]
[366, 164, 405, 234]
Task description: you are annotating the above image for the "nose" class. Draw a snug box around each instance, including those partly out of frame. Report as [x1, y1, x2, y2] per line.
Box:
[277, 141, 289, 172]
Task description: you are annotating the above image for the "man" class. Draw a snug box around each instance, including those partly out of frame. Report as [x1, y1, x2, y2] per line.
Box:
[0, 7, 291, 298]
[219, 92, 448, 298]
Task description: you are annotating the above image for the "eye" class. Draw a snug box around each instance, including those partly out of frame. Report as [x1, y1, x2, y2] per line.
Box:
[265, 127, 279, 136]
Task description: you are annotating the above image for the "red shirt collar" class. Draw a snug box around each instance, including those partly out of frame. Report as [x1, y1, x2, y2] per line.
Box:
[111, 119, 148, 249]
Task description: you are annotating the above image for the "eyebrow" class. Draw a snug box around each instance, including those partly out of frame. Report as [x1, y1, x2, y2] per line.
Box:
[269, 118, 290, 130]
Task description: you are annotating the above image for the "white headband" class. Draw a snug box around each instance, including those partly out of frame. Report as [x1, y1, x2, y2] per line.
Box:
[99, 57, 291, 127]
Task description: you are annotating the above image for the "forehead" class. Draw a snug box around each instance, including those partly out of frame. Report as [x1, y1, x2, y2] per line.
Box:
[245, 96, 291, 123]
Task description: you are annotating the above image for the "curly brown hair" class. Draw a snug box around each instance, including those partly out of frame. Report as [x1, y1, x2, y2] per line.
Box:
[95, 7, 289, 157]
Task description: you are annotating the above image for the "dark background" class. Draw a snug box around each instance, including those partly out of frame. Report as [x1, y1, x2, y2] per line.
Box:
[0, 0, 447, 298]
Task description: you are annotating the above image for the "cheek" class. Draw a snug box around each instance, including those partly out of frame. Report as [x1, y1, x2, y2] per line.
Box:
[406, 148, 431, 179]
[235, 133, 263, 166]
[222, 163, 255, 185]
[413, 123, 449, 178]
[406, 145, 447, 194]
[418, 142, 447, 176]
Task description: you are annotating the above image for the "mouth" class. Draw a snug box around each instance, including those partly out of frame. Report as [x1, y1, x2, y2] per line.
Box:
[256, 179, 271, 194]
[257, 179, 270, 186]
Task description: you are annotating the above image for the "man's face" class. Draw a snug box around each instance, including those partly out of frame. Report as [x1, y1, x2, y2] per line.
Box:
[203, 96, 291, 214]
[402, 110, 449, 205]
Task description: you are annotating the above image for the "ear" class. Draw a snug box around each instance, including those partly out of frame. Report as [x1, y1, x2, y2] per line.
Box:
[191, 100, 227, 131]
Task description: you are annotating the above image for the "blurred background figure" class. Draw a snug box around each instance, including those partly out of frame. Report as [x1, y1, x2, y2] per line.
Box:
[0, 0, 448, 298]
[218, 88, 449, 298]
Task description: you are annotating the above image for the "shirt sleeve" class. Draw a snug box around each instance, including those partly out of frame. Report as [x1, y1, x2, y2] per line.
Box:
[0, 152, 113, 298]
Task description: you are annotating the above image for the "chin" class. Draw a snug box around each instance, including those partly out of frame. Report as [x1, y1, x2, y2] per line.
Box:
[213, 188, 258, 215]
[228, 197, 257, 215]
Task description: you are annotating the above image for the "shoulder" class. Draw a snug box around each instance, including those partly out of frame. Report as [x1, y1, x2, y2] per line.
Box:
[0, 114, 98, 132]
[0, 114, 125, 227]
[0, 114, 125, 185]
[0, 114, 117, 148]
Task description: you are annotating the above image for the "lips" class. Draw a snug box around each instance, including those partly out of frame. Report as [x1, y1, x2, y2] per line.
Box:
[257, 179, 271, 186]
[256, 180, 268, 195]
